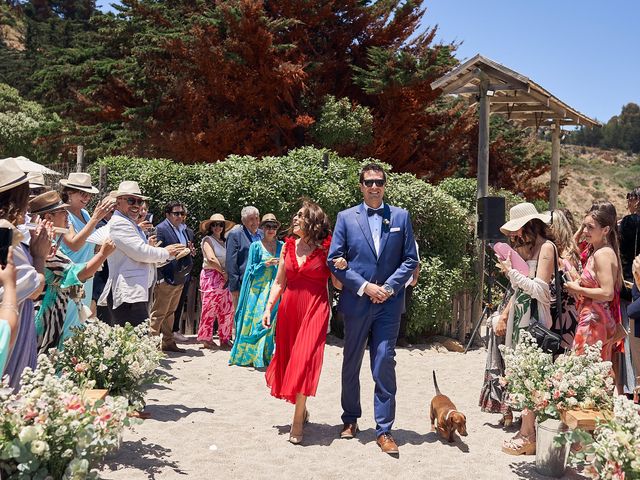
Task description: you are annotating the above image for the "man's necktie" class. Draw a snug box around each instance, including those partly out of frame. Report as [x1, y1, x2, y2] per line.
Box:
[367, 207, 383, 217]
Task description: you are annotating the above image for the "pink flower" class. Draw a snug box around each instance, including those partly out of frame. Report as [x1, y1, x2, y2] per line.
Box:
[553, 390, 561, 400]
[94, 406, 113, 425]
[64, 395, 85, 413]
[74, 362, 88, 373]
[23, 409, 38, 421]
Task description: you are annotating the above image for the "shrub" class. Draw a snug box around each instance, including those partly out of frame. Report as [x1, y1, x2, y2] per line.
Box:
[93, 147, 471, 336]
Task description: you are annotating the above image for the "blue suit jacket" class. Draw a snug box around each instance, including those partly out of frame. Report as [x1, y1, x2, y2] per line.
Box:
[156, 219, 194, 285]
[328, 203, 419, 318]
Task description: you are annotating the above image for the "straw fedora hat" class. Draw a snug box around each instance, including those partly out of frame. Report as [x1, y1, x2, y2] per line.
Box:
[260, 213, 281, 228]
[27, 172, 46, 189]
[500, 202, 551, 235]
[29, 191, 70, 216]
[111, 181, 149, 200]
[59, 172, 99, 194]
[200, 213, 235, 234]
[0, 158, 29, 194]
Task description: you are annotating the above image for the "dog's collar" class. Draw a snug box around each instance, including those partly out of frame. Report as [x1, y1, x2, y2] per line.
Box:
[445, 409, 461, 421]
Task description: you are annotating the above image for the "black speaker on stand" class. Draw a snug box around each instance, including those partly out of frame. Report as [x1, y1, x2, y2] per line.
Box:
[465, 197, 508, 352]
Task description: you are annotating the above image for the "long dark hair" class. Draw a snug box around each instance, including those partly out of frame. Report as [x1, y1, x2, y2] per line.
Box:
[294, 199, 331, 245]
[0, 183, 30, 225]
[587, 201, 623, 288]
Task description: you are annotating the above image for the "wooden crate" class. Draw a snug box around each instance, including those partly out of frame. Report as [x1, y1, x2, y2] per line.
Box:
[560, 409, 610, 431]
[83, 389, 108, 405]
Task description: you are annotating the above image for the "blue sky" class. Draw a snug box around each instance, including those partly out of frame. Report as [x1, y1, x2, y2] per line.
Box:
[423, 0, 638, 122]
[96, 0, 637, 123]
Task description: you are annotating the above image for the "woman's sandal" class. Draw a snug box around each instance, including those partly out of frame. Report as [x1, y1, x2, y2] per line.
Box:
[502, 433, 536, 455]
[289, 410, 310, 445]
[499, 412, 513, 428]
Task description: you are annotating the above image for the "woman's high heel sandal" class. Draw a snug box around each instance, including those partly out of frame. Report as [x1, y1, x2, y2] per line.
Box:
[289, 424, 304, 445]
[502, 433, 536, 455]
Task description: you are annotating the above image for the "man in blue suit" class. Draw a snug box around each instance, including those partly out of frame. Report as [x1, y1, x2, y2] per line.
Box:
[328, 163, 418, 455]
[150, 201, 194, 353]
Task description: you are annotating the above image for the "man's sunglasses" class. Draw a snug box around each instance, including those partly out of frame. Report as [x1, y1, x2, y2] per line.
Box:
[171, 211, 187, 217]
[262, 222, 279, 230]
[627, 193, 638, 200]
[211, 221, 225, 228]
[362, 179, 385, 188]
[125, 197, 145, 206]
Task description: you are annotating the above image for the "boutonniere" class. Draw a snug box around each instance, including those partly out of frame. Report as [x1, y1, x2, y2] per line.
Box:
[382, 218, 391, 231]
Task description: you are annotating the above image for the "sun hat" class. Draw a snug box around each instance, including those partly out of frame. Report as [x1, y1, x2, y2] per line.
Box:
[59, 172, 99, 194]
[29, 191, 70, 216]
[260, 213, 281, 228]
[27, 172, 46, 189]
[200, 213, 235, 234]
[0, 158, 29, 194]
[500, 202, 551, 235]
[111, 181, 149, 200]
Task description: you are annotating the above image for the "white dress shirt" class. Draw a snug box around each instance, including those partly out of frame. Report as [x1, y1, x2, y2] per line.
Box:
[357, 202, 385, 296]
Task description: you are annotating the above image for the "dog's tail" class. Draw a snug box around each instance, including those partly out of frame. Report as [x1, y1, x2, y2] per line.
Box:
[432, 370, 441, 396]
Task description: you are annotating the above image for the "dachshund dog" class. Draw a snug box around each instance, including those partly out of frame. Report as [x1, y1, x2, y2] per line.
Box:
[430, 371, 468, 443]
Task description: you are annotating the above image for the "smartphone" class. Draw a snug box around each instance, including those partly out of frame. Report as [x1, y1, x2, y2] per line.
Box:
[562, 271, 573, 284]
[0, 227, 13, 266]
[145, 213, 153, 223]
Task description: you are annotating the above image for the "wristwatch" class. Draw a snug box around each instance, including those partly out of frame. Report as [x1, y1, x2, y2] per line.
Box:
[383, 284, 394, 296]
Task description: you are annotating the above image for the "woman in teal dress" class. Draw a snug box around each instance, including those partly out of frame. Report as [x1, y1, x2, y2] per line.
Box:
[229, 214, 283, 367]
[58, 173, 114, 342]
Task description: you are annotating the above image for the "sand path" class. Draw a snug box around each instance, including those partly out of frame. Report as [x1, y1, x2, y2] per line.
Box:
[100, 338, 585, 480]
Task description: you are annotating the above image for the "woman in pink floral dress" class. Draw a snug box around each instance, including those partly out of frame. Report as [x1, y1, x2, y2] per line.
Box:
[197, 214, 235, 348]
[565, 202, 621, 362]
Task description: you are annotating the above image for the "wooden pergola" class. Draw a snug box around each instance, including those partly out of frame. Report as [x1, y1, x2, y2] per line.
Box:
[431, 54, 599, 208]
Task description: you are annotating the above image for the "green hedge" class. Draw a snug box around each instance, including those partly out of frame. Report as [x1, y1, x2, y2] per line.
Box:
[93, 147, 471, 337]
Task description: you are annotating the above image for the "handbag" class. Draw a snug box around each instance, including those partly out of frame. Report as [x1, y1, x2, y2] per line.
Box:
[527, 242, 564, 355]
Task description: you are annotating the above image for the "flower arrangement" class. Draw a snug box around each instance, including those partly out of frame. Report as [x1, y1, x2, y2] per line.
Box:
[500, 332, 614, 421]
[51, 320, 165, 411]
[563, 395, 640, 480]
[0, 356, 131, 479]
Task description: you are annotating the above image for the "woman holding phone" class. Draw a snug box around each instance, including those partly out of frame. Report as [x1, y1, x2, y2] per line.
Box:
[229, 214, 283, 365]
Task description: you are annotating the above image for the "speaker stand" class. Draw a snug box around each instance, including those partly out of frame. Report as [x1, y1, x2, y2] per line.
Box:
[463, 244, 508, 354]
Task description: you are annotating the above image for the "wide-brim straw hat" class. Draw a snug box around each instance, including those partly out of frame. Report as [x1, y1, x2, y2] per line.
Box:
[500, 202, 551, 235]
[200, 213, 235, 234]
[29, 191, 70, 216]
[111, 180, 149, 200]
[0, 158, 29, 194]
[27, 172, 46, 189]
[260, 213, 281, 228]
[59, 172, 99, 194]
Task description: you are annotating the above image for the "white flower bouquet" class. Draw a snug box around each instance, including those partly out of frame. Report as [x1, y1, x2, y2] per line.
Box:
[0, 356, 131, 479]
[51, 320, 165, 411]
[500, 333, 614, 421]
[563, 395, 640, 480]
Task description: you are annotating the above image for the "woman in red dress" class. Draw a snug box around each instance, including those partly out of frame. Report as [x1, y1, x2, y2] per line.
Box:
[262, 200, 332, 445]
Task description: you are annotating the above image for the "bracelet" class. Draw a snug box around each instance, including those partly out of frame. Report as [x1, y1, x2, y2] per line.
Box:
[0, 303, 19, 316]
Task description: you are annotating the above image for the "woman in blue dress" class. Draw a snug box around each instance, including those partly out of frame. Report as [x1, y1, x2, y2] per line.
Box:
[229, 214, 283, 367]
[58, 173, 114, 342]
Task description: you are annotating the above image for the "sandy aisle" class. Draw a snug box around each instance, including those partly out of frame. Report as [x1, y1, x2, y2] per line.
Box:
[100, 338, 585, 480]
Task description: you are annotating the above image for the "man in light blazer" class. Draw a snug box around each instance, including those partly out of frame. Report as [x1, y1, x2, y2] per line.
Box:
[328, 163, 418, 456]
[98, 182, 183, 328]
[149, 201, 194, 352]
[225, 205, 262, 309]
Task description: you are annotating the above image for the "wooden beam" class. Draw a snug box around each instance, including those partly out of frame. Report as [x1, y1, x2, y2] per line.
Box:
[492, 104, 556, 114]
[437, 69, 479, 94]
[451, 84, 524, 95]
[549, 123, 561, 209]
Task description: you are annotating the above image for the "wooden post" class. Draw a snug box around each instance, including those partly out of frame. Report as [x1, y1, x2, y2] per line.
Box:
[549, 122, 561, 209]
[99, 166, 107, 196]
[76, 145, 85, 172]
[473, 73, 491, 345]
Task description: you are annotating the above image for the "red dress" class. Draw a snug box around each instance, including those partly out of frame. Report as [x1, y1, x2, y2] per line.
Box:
[265, 236, 331, 403]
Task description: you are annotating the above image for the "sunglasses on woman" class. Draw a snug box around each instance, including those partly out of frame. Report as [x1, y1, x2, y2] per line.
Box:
[263, 222, 279, 230]
[211, 221, 225, 228]
[125, 197, 145, 206]
[362, 179, 385, 188]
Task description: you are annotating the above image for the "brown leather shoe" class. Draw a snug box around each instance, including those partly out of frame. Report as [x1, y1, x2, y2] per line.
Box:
[162, 343, 186, 353]
[376, 433, 399, 455]
[340, 423, 359, 439]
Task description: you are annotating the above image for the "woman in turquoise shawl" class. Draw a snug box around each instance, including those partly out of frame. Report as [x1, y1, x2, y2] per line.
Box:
[229, 214, 283, 367]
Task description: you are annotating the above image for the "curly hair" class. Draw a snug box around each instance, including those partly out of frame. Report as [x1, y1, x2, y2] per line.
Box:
[295, 199, 331, 245]
[0, 182, 30, 226]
